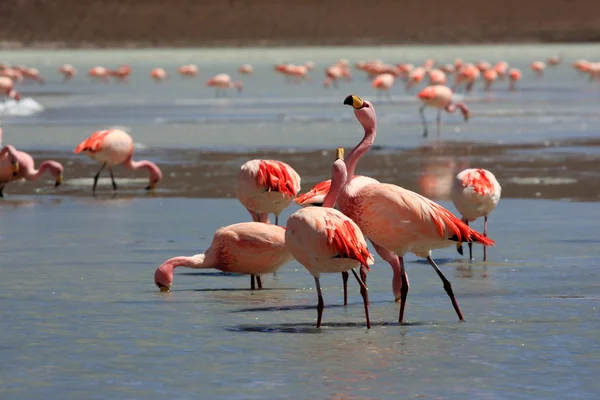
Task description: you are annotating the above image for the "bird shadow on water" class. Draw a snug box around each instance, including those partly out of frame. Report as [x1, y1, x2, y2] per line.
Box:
[227, 320, 437, 334]
[178, 271, 241, 277]
[177, 287, 297, 292]
[231, 300, 393, 313]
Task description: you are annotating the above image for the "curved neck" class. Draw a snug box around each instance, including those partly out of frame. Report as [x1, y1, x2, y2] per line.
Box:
[344, 126, 375, 182]
[124, 157, 155, 172]
[158, 253, 214, 274]
[322, 160, 347, 208]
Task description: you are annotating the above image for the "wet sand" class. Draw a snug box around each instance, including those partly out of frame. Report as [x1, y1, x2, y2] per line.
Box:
[6, 137, 600, 202]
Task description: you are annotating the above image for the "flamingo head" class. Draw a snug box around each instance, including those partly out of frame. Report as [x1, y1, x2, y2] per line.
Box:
[40, 161, 64, 187]
[234, 81, 244, 93]
[154, 264, 173, 292]
[343, 95, 376, 130]
[145, 164, 163, 191]
[9, 89, 20, 102]
[456, 102, 471, 121]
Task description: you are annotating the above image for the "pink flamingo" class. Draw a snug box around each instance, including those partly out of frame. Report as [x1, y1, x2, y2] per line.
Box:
[286, 147, 373, 328]
[417, 85, 470, 138]
[0, 143, 63, 197]
[58, 64, 77, 81]
[339, 95, 495, 323]
[206, 74, 243, 97]
[451, 168, 501, 261]
[74, 129, 163, 195]
[88, 66, 109, 83]
[483, 69, 498, 91]
[454, 64, 480, 93]
[547, 56, 561, 66]
[406, 67, 426, 91]
[178, 64, 199, 77]
[428, 69, 447, 86]
[109, 65, 132, 83]
[238, 64, 253, 75]
[531, 61, 545, 77]
[19, 67, 44, 84]
[236, 159, 301, 225]
[371, 73, 395, 99]
[508, 68, 522, 91]
[150, 68, 168, 81]
[494, 61, 509, 80]
[0, 76, 21, 101]
[154, 222, 293, 292]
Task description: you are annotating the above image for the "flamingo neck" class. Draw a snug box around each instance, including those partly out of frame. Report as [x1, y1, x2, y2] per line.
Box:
[26, 161, 59, 181]
[159, 253, 214, 275]
[123, 157, 161, 181]
[345, 127, 375, 183]
[322, 160, 348, 208]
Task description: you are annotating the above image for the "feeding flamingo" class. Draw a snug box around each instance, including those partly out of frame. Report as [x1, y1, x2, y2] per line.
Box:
[531, 61, 545, 77]
[0, 144, 63, 197]
[74, 129, 163, 195]
[154, 222, 293, 292]
[451, 168, 501, 261]
[206, 74, 243, 97]
[509, 68, 522, 91]
[58, 64, 77, 81]
[178, 64, 199, 77]
[0, 76, 21, 101]
[238, 64, 253, 75]
[88, 66, 109, 83]
[483, 69, 498, 91]
[150, 68, 168, 81]
[340, 94, 495, 323]
[417, 85, 470, 138]
[285, 147, 373, 328]
[236, 159, 301, 225]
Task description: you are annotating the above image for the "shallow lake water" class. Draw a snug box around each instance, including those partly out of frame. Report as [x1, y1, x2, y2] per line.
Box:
[1, 44, 600, 399]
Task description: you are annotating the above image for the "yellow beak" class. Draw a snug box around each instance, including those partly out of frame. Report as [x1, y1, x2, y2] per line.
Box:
[335, 147, 344, 160]
[159, 286, 170, 293]
[343, 95, 364, 109]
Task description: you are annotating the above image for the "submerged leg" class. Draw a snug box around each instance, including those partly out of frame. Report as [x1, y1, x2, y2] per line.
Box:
[436, 109, 442, 140]
[419, 104, 428, 137]
[256, 275, 263, 290]
[350, 268, 371, 329]
[341, 271, 349, 306]
[483, 216, 488, 261]
[398, 257, 410, 324]
[0, 184, 4, 198]
[108, 167, 118, 192]
[250, 274, 256, 290]
[315, 276, 324, 328]
[92, 162, 107, 195]
[465, 219, 473, 261]
[426, 255, 465, 321]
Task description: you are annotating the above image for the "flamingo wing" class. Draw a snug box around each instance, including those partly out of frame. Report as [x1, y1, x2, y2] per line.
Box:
[256, 160, 299, 197]
[324, 212, 374, 268]
[295, 179, 331, 206]
[74, 130, 112, 154]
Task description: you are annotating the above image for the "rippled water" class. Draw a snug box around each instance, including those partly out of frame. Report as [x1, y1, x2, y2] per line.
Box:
[1, 45, 600, 399]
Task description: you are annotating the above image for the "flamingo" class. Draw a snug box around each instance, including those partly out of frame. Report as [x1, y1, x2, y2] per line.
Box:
[454, 64, 480, 93]
[285, 147, 373, 328]
[58, 64, 77, 80]
[19, 67, 44, 84]
[406, 67, 426, 91]
[428, 69, 447, 86]
[494, 61, 509, 79]
[206, 74, 243, 97]
[238, 64, 253, 75]
[547, 56, 561, 66]
[371, 73, 395, 99]
[178, 64, 199, 77]
[88, 66, 109, 83]
[451, 168, 501, 261]
[154, 222, 293, 292]
[417, 85, 470, 138]
[0, 144, 63, 197]
[509, 68, 522, 91]
[109, 65, 132, 83]
[150, 68, 168, 81]
[0, 76, 20, 101]
[531, 61, 545, 77]
[236, 159, 301, 225]
[74, 129, 163, 195]
[483, 69, 498, 91]
[339, 94, 495, 323]
[295, 175, 407, 306]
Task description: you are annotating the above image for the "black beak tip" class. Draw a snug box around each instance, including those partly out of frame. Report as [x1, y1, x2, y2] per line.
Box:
[54, 181, 61, 188]
[145, 185, 151, 191]
[343, 95, 354, 105]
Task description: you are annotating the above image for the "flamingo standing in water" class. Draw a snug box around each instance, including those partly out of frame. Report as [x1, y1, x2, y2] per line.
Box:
[236, 159, 301, 225]
[286, 147, 373, 328]
[0, 143, 63, 197]
[0, 76, 21, 101]
[178, 64, 199, 77]
[150, 68, 168, 81]
[371, 73, 395, 99]
[206, 74, 243, 97]
[339, 95, 495, 323]
[417, 85, 470, 138]
[451, 168, 501, 261]
[74, 129, 163, 195]
[58, 64, 77, 81]
[509, 68, 522, 91]
[531, 61, 545, 77]
[154, 222, 293, 292]
[238, 64, 253, 75]
[483, 69, 498, 91]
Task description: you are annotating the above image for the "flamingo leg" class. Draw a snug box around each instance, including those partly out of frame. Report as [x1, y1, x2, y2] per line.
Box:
[398, 257, 410, 324]
[341, 271, 349, 306]
[108, 167, 118, 192]
[419, 104, 428, 137]
[436, 109, 442, 139]
[464, 219, 473, 261]
[483, 216, 488, 261]
[0, 184, 4, 198]
[92, 162, 107, 195]
[314, 277, 324, 328]
[256, 275, 263, 289]
[250, 274, 256, 290]
[275, 215, 279, 226]
[350, 267, 371, 329]
[426, 256, 465, 321]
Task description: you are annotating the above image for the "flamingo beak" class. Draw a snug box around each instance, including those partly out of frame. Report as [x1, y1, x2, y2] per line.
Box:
[55, 175, 63, 187]
[335, 147, 344, 160]
[343, 95, 364, 109]
[146, 182, 157, 191]
[156, 282, 170, 292]
[11, 160, 19, 176]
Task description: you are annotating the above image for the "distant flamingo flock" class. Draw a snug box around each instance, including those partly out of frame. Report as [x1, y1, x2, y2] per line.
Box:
[4, 52, 596, 328]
